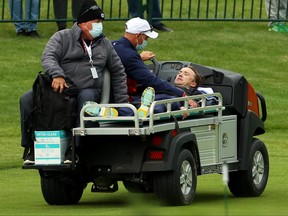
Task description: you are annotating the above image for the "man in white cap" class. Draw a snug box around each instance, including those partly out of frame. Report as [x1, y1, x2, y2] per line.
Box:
[112, 17, 185, 113]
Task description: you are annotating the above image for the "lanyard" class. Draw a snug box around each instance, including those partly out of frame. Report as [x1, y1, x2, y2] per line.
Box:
[82, 39, 93, 65]
[82, 39, 98, 79]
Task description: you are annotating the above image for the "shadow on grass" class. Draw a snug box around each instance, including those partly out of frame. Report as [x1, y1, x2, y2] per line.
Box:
[193, 191, 231, 204]
[77, 190, 230, 207]
[77, 197, 130, 206]
[79, 192, 159, 206]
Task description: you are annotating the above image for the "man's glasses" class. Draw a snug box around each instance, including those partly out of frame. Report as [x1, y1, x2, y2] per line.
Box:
[80, 5, 100, 16]
[141, 25, 153, 33]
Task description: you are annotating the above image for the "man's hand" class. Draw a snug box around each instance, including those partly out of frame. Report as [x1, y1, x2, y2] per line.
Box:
[52, 77, 68, 93]
[140, 51, 156, 61]
[188, 99, 198, 108]
[181, 99, 199, 119]
[180, 106, 189, 119]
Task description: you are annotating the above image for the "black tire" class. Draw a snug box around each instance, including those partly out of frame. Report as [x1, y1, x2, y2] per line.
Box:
[228, 138, 269, 197]
[40, 171, 85, 205]
[154, 149, 197, 206]
[123, 181, 154, 193]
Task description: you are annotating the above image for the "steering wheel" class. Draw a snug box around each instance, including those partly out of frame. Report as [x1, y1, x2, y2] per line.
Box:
[150, 57, 160, 76]
[135, 57, 161, 91]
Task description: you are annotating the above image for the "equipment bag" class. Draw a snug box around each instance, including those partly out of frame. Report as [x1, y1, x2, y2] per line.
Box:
[29, 72, 78, 136]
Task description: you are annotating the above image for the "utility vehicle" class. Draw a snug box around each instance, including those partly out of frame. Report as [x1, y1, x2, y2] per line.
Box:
[23, 59, 269, 206]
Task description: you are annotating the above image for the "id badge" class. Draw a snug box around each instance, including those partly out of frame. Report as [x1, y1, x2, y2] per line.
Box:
[91, 67, 98, 79]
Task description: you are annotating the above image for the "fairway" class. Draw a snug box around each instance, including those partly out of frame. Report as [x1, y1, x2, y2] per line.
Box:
[1, 167, 287, 215]
[0, 19, 288, 215]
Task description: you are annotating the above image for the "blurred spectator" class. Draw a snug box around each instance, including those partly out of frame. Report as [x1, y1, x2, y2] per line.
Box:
[8, 0, 40, 37]
[127, 0, 173, 32]
[53, 0, 84, 31]
[265, 0, 288, 32]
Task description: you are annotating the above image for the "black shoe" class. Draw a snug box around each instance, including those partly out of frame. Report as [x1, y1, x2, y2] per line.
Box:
[153, 23, 173, 32]
[26, 30, 40, 38]
[23, 148, 35, 165]
[64, 147, 79, 164]
[16, 29, 28, 36]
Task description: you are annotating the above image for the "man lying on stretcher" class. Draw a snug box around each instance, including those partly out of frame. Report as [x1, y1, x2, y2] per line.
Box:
[137, 66, 218, 118]
[85, 66, 218, 118]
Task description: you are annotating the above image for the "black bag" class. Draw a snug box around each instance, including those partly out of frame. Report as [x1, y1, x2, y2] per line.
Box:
[29, 72, 78, 134]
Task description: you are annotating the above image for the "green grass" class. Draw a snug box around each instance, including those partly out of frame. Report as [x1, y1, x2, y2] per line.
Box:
[0, 20, 288, 215]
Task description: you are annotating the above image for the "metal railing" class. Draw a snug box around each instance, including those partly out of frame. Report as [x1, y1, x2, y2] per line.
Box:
[1, 0, 288, 23]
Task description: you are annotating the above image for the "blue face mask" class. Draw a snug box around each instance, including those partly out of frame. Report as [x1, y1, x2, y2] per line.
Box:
[89, 22, 103, 38]
[136, 35, 148, 51]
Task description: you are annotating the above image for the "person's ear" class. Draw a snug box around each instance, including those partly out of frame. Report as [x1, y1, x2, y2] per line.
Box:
[190, 81, 197, 88]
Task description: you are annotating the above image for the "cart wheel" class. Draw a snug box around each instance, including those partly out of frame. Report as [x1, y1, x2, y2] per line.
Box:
[228, 138, 269, 197]
[40, 171, 85, 205]
[154, 149, 197, 205]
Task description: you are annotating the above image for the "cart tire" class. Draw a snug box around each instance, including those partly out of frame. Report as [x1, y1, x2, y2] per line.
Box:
[228, 138, 269, 197]
[40, 171, 85, 205]
[154, 149, 197, 205]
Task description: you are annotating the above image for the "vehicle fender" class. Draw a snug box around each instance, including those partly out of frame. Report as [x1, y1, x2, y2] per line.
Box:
[168, 131, 201, 172]
[238, 110, 265, 170]
[142, 130, 200, 172]
[141, 131, 200, 172]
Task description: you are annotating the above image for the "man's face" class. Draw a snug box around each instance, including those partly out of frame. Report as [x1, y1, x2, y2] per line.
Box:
[79, 19, 102, 40]
[136, 33, 148, 44]
[174, 67, 196, 88]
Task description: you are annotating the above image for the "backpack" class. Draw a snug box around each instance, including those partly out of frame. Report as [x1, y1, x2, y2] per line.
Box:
[29, 72, 78, 138]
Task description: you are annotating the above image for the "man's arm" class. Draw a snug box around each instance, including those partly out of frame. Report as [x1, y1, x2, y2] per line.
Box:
[112, 39, 184, 97]
[41, 33, 69, 93]
[41, 32, 66, 79]
[126, 55, 184, 97]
